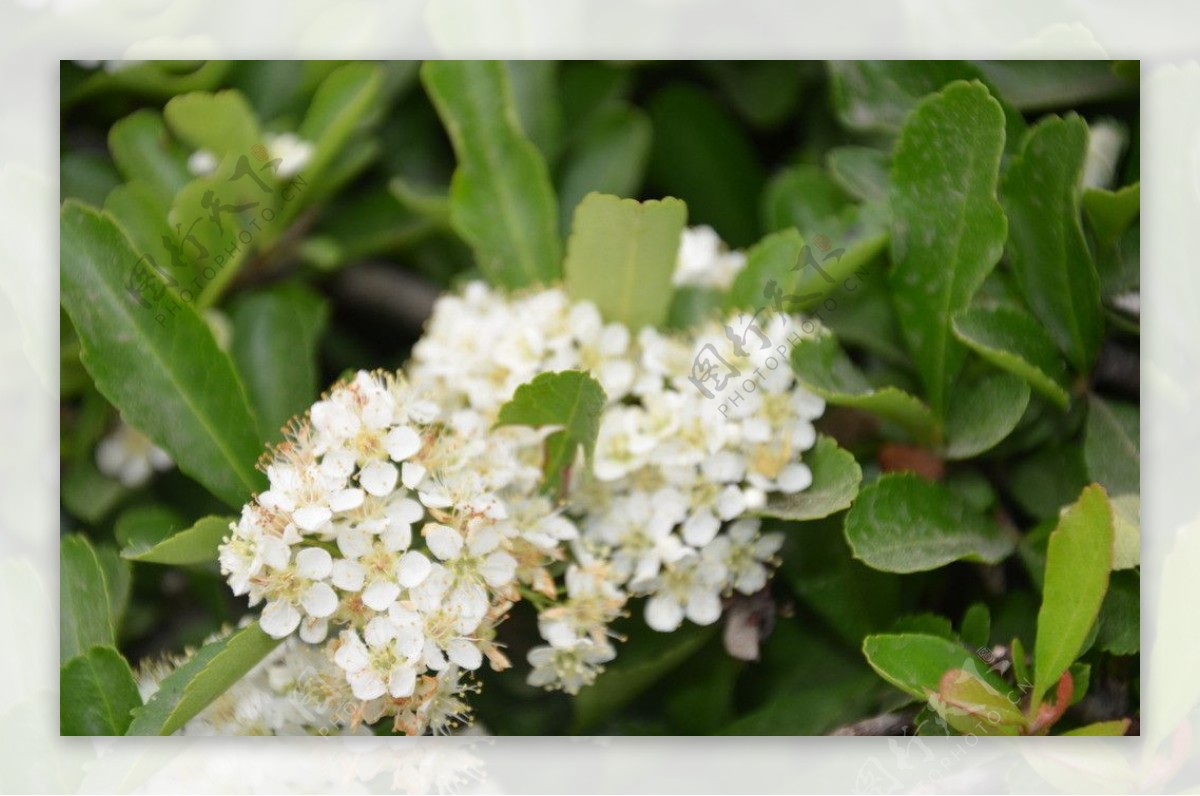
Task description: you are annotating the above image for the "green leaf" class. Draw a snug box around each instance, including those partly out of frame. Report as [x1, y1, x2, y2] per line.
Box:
[1002, 114, 1103, 371]
[790, 332, 938, 444]
[952, 306, 1071, 409]
[107, 110, 191, 209]
[563, 192, 686, 330]
[1009, 443, 1089, 521]
[1033, 484, 1113, 704]
[1084, 396, 1139, 496]
[889, 80, 1008, 417]
[126, 623, 281, 736]
[229, 283, 329, 445]
[761, 436, 862, 521]
[62, 150, 121, 208]
[930, 667, 1025, 736]
[298, 62, 384, 186]
[760, 164, 850, 235]
[845, 473, 1014, 573]
[1110, 493, 1140, 570]
[495, 371, 607, 494]
[1062, 720, 1130, 736]
[572, 623, 713, 733]
[163, 90, 260, 160]
[827, 146, 891, 204]
[1096, 570, 1139, 655]
[706, 61, 806, 130]
[943, 371, 1031, 460]
[61, 534, 115, 661]
[421, 60, 562, 289]
[114, 504, 187, 553]
[1083, 183, 1140, 249]
[60, 202, 266, 508]
[60, 646, 142, 735]
[93, 544, 132, 631]
[960, 603, 991, 650]
[645, 84, 765, 247]
[103, 181, 175, 266]
[122, 515, 234, 566]
[890, 613, 956, 641]
[556, 104, 652, 233]
[973, 60, 1133, 112]
[504, 61, 563, 163]
[862, 633, 1016, 702]
[726, 228, 804, 312]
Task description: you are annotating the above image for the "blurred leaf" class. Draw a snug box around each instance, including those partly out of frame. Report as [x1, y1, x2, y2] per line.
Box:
[665, 286, 723, 330]
[115, 504, 186, 555]
[103, 181, 176, 266]
[706, 61, 805, 129]
[760, 164, 850, 234]
[943, 371, 1031, 460]
[826, 146, 890, 204]
[1095, 570, 1139, 655]
[107, 110, 191, 209]
[60, 646, 142, 735]
[61, 458, 128, 524]
[1002, 114, 1103, 372]
[845, 473, 1013, 573]
[1008, 443, 1089, 521]
[564, 192, 685, 330]
[960, 603, 991, 650]
[726, 228, 804, 312]
[952, 306, 1071, 409]
[1033, 484, 1113, 704]
[60, 202, 266, 508]
[559, 62, 633, 131]
[572, 623, 713, 733]
[973, 60, 1133, 112]
[791, 332, 938, 443]
[556, 104, 652, 233]
[504, 61, 563, 162]
[422, 60, 562, 289]
[93, 544, 132, 632]
[890, 613, 956, 640]
[164, 90, 260, 160]
[62, 151, 121, 208]
[762, 436, 862, 521]
[889, 80, 1008, 417]
[1083, 183, 1140, 249]
[496, 370, 607, 494]
[122, 515, 234, 566]
[1084, 395, 1139, 496]
[863, 633, 1016, 701]
[229, 283, 329, 445]
[298, 62, 383, 187]
[127, 623, 281, 736]
[1063, 720, 1131, 736]
[61, 534, 115, 661]
[721, 668, 878, 735]
[1110, 493, 1140, 570]
[646, 84, 765, 247]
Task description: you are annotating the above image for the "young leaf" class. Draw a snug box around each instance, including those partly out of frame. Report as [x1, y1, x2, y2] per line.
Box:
[952, 306, 1071, 409]
[889, 80, 1008, 417]
[495, 371, 607, 494]
[60, 646, 142, 735]
[60, 202, 266, 508]
[930, 667, 1024, 736]
[790, 332, 938, 444]
[943, 371, 1031, 460]
[229, 283, 329, 445]
[1083, 182, 1140, 249]
[845, 473, 1013, 573]
[563, 192, 686, 330]
[1002, 114, 1103, 371]
[1084, 395, 1139, 495]
[1062, 720, 1131, 736]
[862, 633, 1016, 702]
[421, 60, 562, 289]
[1110, 494, 1140, 570]
[1033, 484, 1114, 705]
[761, 436, 862, 521]
[556, 104, 652, 234]
[122, 515, 235, 566]
[126, 623, 281, 736]
[107, 110, 191, 209]
[61, 534, 115, 661]
[163, 90, 261, 160]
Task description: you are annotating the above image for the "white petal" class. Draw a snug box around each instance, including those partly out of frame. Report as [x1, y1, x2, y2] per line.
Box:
[423, 639, 448, 671]
[301, 581, 339, 618]
[686, 588, 723, 626]
[776, 463, 812, 494]
[447, 639, 483, 671]
[320, 447, 357, 481]
[385, 426, 422, 462]
[388, 497, 425, 525]
[311, 399, 359, 438]
[295, 547, 333, 580]
[682, 510, 721, 547]
[334, 632, 369, 672]
[715, 485, 747, 520]
[365, 615, 398, 647]
[401, 461, 427, 490]
[299, 616, 328, 644]
[293, 505, 332, 532]
[259, 536, 291, 570]
[396, 550, 432, 588]
[362, 579, 401, 612]
[331, 558, 366, 591]
[388, 666, 417, 698]
[260, 600, 301, 638]
[329, 488, 364, 512]
[644, 595, 684, 632]
[479, 551, 517, 588]
[424, 523, 463, 560]
[359, 461, 399, 497]
[348, 668, 386, 701]
[336, 527, 373, 560]
[258, 489, 295, 513]
[419, 489, 453, 509]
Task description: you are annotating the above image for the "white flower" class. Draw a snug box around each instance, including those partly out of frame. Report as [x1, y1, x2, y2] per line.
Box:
[643, 552, 727, 632]
[95, 421, 173, 487]
[526, 638, 617, 695]
[708, 519, 784, 595]
[672, 225, 747, 290]
[187, 149, 218, 177]
[265, 132, 315, 180]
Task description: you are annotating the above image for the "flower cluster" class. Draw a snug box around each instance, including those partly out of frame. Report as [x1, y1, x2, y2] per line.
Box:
[96, 419, 173, 488]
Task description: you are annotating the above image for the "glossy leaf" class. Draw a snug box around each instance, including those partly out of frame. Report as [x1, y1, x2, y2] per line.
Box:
[122, 515, 234, 566]
[1002, 114, 1103, 371]
[889, 81, 1008, 416]
[1084, 395, 1140, 496]
[1095, 570, 1139, 655]
[60, 646, 142, 735]
[60, 202, 266, 507]
[930, 667, 1024, 736]
[827, 146, 890, 204]
[422, 60, 561, 288]
[943, 371, 1031, 460]
[862, 633, 1016, 702]
[61, 534, 115, 661]
[1033, 484, 1113, 704]
[762, 436, 862, 521]
[298, 62, 384, 186]
[563, 192, 686, 330]
[845, 473, 1013, 573]
[952, 306, 1071, 409]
